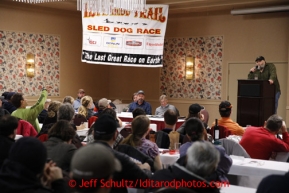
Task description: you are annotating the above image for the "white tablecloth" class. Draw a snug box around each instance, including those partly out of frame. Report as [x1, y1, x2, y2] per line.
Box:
[118, 113, 185, 123]
[220, 185, 256, 193]
[159, 148, 180, 167]
[229, 156, 289, 177]
[76, 128, 89, 136]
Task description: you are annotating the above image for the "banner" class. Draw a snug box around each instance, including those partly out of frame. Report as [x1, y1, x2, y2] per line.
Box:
[81, 2, 168, 67]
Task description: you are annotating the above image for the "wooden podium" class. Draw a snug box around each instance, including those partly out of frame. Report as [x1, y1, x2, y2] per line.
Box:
[237, 80, 275, 127]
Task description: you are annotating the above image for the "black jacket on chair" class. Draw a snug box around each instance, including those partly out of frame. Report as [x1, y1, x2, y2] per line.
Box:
[116, 144, 154, 171]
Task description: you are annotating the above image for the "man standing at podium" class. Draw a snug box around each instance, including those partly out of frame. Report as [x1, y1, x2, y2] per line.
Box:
[248, 56, 281, 113]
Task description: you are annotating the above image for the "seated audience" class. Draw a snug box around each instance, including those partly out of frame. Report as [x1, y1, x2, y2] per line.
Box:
[96, 98, 111, 116]
[44, 120, 76, 172]
[2, 92, 16, 114]
[128, 90, 152, 115]
[38, 99, 51, 124]
[94, 114, 151, 193]
[240, 114, 289, 160]
[42, 101, 62, 126]
[156, 109, 183, 149]
[0, 137, 66, 193]
[37, 101, 64, 138]
[0, 115, 18, 168]
[1, 92, 9, 101]
[122, 115, 162, 171]
[179, 117, 232, 182]
[62, 96, 74, 105]
[123, 107, 146, 129]
[256, 171, 289, 193]
[151, 141, 221, 193]
[177, 103, 208, 135]
[87, 108, 123, 148]
[11, 86, 51, 132]
[0, 96, 10, 117]
[102, 108, 122, 127]
[70, 143, 121, 193]
[73, 88, 85, 111]
[155, 95, 180, 116]
[211, 101, 244, 136]
[38, 103, 82, 149]
[78, 95, 95, 120]
[127, 92, 138, 111]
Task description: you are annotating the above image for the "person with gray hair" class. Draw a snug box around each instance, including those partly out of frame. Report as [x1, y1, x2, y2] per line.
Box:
[151, 141, 221, 193]
[155, 95, 179, 116]
[57, 103, 75, 122]
[240, 114, 289, 160]
[37, 103, 83, 149]
[186, 141, 220, 178]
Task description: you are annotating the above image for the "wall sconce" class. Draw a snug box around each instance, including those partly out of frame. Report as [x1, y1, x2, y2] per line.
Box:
[26, 53, 35, 78]
[185, 56, 194, 80]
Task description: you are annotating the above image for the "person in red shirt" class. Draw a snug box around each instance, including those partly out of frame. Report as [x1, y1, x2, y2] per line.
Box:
[240, 114, 289, 160]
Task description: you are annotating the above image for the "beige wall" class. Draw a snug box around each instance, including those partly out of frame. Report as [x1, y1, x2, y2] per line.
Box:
[0, 1, 110, 102]
[1, 2, 288, 124]
[165, 11, 289, 124]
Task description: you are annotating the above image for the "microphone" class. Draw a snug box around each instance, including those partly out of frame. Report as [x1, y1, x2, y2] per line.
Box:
[255, 65, 259, 70]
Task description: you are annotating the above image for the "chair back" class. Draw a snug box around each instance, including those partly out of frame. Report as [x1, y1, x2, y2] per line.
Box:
[182, 135, 191, 144]
[155, 131, 170, 148]
[120, 127, 132, 138]
[116, 144, 155, 172]
[209, 125, 232, 139]
[200, 109, 209, 125]
[38, 134, 49, 142]
[88, 116, 98, 128]
[74, 114, 87, 126]
[16, 119, 37, 137]
[219, 138, 250, 158]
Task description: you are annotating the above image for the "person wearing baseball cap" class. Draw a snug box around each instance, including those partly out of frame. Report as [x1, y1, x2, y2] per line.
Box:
[70, 143, 122, 193]
[248, 56, 281, 113]
[176, 103, 208, 136]
[211, 101, 244, 136]
[128, 90, 152, 115]
[93, 114, 151, 193]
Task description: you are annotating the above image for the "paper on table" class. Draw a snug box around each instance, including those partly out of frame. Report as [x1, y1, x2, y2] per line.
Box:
[230, 155, 245, 164]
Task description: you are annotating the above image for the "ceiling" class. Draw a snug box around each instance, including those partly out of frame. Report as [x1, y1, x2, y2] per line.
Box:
[4, 0, 289, 14]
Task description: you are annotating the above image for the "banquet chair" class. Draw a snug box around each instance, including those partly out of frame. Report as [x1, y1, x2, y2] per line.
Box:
[120, 127, 132, 138]
[182, 135, 191, 144]
[38, 134, 48, 142]
[88, 116, 98, 128]
[209, 125, 232, 139]
[16, 119, 37, 137]
[219, 138, 250, 158]
[200, 109, 209, 125]
[116, 144, 154, 171]
[155, 131, 170, 148]
[73, 114, 87, 126]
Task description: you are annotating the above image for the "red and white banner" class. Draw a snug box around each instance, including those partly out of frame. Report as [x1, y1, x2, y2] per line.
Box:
[81, 1, 168, 67]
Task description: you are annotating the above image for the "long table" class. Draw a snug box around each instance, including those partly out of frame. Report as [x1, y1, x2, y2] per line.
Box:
[228, 156, 289, 177]
[220, 185, 256, 193]
[227, 155, 289, 188]
[118, 113, 185, 131]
